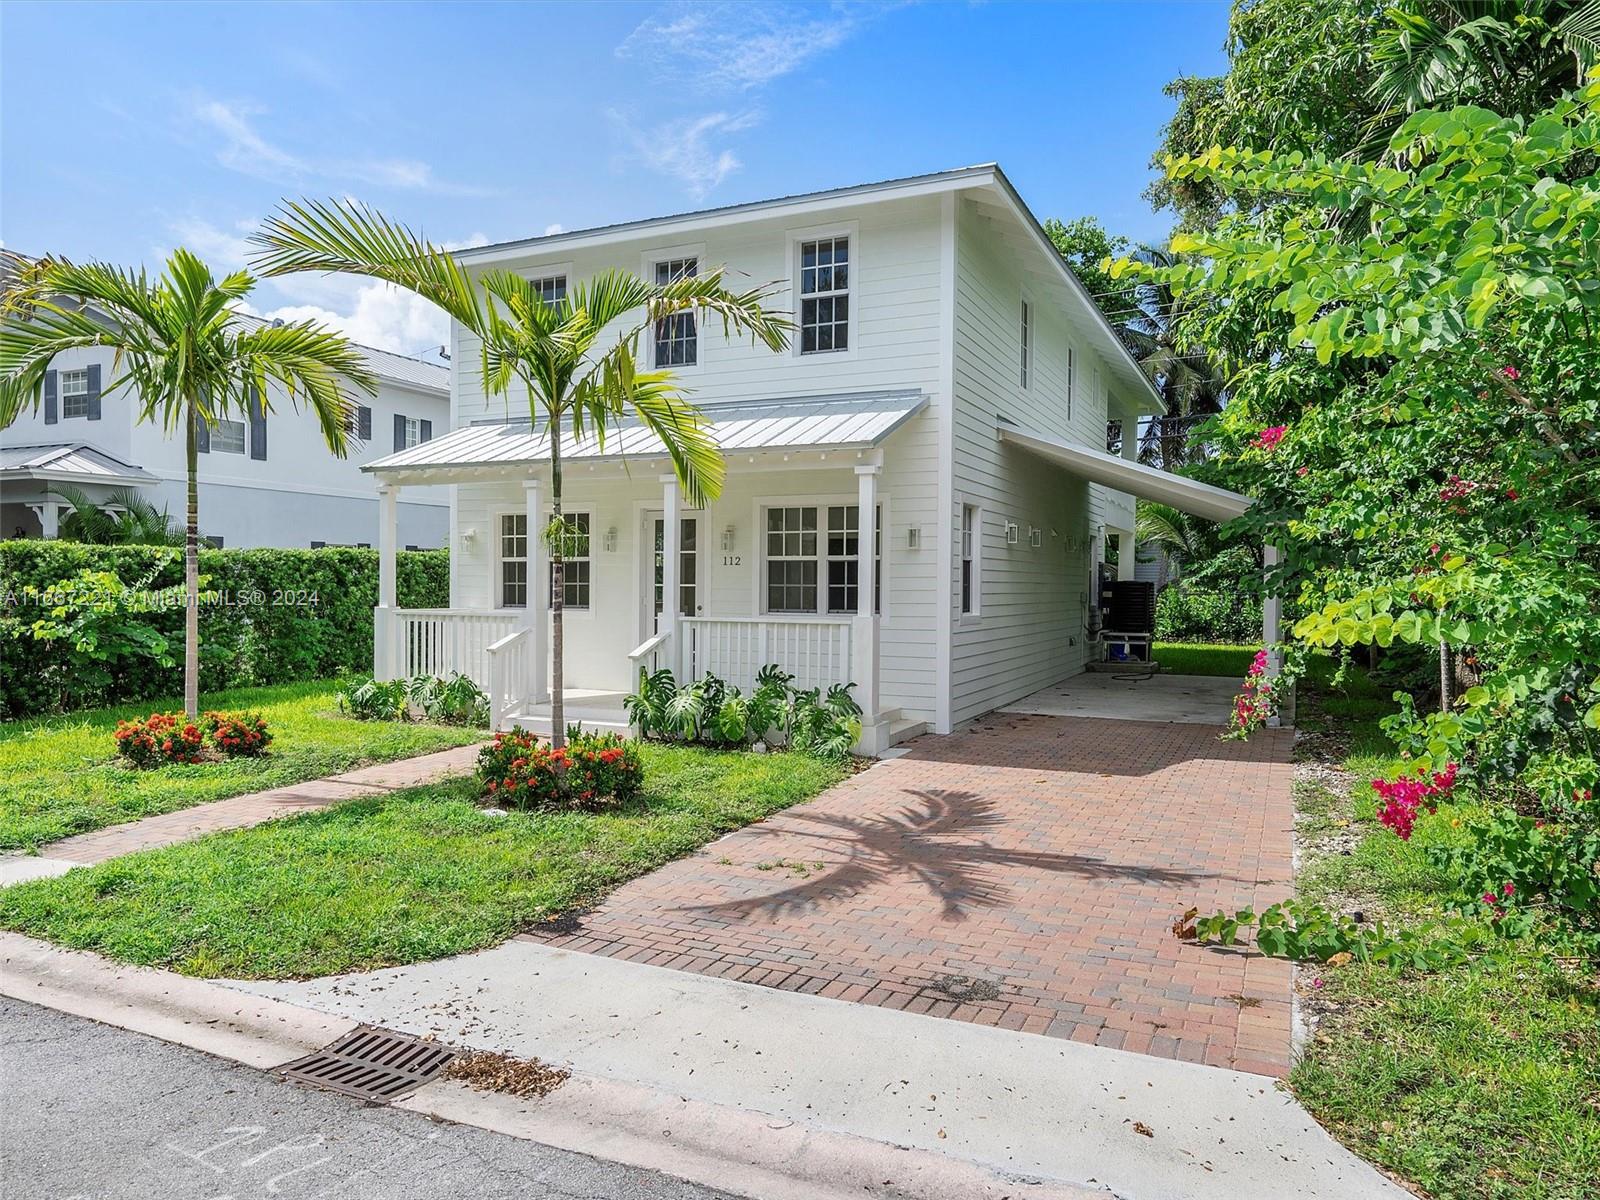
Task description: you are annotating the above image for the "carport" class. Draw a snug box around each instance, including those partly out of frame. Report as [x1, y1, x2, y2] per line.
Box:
[996, 420, 1285, 723]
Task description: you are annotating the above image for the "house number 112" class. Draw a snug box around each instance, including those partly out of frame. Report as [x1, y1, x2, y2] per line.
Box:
[722, 555, 741, 566]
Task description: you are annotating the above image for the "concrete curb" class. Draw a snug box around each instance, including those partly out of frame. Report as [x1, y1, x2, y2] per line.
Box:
[0, 932, 1102, 1200]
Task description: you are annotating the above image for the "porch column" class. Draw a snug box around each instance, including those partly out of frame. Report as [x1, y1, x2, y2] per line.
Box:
[661, 475, 682, 677]
[1116, 530, 1137, 581]
[854, 464, 886, 753]
[375, 482, 400, 679]
[1264, 541, 1291, 726]
[525, 478, 548, 705]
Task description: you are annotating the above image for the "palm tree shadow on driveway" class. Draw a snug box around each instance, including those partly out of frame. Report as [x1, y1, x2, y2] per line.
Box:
[679, 788, 1229, 924]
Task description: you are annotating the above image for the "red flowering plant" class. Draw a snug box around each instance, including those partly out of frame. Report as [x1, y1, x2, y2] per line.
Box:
[476, 728, 643, 811]
[1248, 424, 1288, 451]
[1225, 648, 1280, 739]
[203, 710, 273, 757]
[1372, 761, 1458, 841]
[113, 712, 207, 768]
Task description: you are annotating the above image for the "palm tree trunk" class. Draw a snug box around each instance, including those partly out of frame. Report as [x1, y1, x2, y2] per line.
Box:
[549, 429, 565, 749]
[184, 398, 201, 719]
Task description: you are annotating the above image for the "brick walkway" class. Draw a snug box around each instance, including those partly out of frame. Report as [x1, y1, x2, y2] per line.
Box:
[26, 744, 484, 867]
[530, 712, 1297, 1076]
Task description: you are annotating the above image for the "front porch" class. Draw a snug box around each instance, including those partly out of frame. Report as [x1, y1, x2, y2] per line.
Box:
[366, 392, 931, 754]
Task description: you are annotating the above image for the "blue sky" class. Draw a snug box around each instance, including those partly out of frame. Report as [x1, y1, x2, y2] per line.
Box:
[1, 1, 1228, 356]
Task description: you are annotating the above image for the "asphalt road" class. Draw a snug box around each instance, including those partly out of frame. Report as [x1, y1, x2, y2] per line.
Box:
[0, 997, 736, 1200]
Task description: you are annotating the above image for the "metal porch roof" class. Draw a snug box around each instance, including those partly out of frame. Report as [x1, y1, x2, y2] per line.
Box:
[0, 442, 158, 485]
[364, 390, 928, 480]
[997, 420, 1252, 523]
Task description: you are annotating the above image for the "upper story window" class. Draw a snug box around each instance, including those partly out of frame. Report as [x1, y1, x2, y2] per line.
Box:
[799, 236, 849, 353]
[532, 274, 567, 307]
[403, 416, 422, 449]
[212, 418, 246, 455]
[653, 257, 698, 366]
[60, 369, 90, 418]
[1019, 301, 1032, 389]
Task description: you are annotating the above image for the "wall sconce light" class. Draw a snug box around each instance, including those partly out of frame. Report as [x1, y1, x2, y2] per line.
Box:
[906, 526, 921, 550]
[721, 525, 736, 552]
[461, 527, 478, 543]
[1029, 526, 1043, 548]
[1004, 520, 1019, 545]
[603, 527, 618, 552]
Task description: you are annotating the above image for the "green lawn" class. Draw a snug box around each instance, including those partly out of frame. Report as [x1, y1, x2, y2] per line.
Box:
[0, 681, 484, 852]
[1288, 667, 1600, 1200]
[1152, 641, 1255, 676]
[0, 744, 846, 978]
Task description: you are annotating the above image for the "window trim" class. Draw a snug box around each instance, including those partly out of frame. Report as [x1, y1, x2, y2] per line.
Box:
[59, 368, 90, 419]
[548, 510, 593, 611]
[787, 220, 858, 360]
[754, 494, 884, 618]
[959, 501, 982, 621]
[528, 268, 570, 310]
[639, 242, 706, 372]
[211, 417, 247, 455]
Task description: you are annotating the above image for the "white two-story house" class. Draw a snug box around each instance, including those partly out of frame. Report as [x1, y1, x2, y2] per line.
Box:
[363, 165, 1253, 751]
[1, 314, 451, 549]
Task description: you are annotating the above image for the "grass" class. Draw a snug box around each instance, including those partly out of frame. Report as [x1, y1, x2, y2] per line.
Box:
[1152, 641, 1255, 676]
[1288, 665, 1600, 1200]
[0, 680, 484, 852]
[0, 744, 846, 978]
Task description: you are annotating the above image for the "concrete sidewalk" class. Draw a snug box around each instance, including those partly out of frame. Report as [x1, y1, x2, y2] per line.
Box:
[232, 937, 1407, 1200]
[0, 743, 483, 887]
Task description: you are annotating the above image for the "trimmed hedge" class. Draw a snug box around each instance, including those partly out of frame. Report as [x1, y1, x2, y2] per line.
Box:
[1154, 579, 1264, 645]
[1, 543, 447, 717]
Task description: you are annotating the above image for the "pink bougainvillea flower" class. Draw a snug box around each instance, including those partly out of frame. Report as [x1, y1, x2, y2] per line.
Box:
[1502, 882, 1515, 896]
[1500, 365, 1520, 380]
[1250, 425, 1287, 451]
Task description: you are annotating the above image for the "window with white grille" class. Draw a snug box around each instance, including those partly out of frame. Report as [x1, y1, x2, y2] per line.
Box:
[798, 236, 849, 353]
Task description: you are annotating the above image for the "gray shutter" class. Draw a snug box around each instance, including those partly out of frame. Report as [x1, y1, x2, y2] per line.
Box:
[358, 405, 372, 441]
[86, 364, 103, 420]
[248, 385, 267, 460]
[44, 370, 58, 423]
[194, 409, 210, 454]
[419, 418, 433, 443]
[394, 413, 406, 452]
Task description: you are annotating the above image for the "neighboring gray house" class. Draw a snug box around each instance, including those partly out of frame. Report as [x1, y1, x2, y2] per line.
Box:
[1, 315, 451, 548]
[360, 166, 1257, 751]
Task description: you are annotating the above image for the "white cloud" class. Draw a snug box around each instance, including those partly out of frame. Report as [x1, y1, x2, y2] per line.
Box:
[612, 109, 761, 200]
[543, 223, 564, 236]
[238, 284, 448, 356]
[190, 96, 494, 197]
[618, 3, 871, 91]
[166, 217, 256, 269]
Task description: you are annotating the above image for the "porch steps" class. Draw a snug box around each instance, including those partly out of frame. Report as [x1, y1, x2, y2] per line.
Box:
[888, 716, 929, 745]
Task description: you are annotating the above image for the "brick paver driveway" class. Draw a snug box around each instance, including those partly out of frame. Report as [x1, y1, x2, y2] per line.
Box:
[531, 712, 1297, 1076]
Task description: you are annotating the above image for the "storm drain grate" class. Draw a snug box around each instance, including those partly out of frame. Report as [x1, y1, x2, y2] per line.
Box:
[277, 1025, 458, 1103]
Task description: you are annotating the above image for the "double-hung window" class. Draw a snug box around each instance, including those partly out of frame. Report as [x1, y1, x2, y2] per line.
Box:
[60, 369, 90, 418]
[653, 258, 697, 366]
[960, 504, 978, 615]
[1019, 301, 1032, 389]
[798, 236, 848, 353]
[549, 512, 591, 609]
[402, 416, 422, 449]
[499, 514, 528, 608]
[532, 274, 567, 308]
[766, 504, 880, 615]
[212, 418, 246, 454]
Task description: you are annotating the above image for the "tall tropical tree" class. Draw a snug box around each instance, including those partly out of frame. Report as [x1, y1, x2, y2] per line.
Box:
[251, 200, 791, 745]
[0, 250, 375, 717]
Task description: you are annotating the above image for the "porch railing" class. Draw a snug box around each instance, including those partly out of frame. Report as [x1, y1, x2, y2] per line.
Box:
[395, 608, 521, 687]
[682, 617, 852, 693]
[627, 631, 672, 679]
[485, 626, 533, 729]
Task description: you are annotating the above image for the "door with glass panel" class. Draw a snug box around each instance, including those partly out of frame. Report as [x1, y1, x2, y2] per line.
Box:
[641, 513, 701, 637]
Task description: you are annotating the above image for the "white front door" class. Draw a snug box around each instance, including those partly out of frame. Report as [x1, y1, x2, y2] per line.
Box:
[640, 512, 702, 639]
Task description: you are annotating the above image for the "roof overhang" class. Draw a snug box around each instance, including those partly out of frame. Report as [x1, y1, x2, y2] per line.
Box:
[997, 421, 1250, 523]
[365, 391, 927, 486]
[0, 443, 158, 489]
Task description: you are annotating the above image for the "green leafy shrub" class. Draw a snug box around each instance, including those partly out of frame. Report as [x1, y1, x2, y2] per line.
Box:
[0, 543, 448, 717]
[627, 664, 859, 759]
[337, 676, 410, 721]
[202, 711, 272, 757]
[1154, 579, 1263, 643]
[113, 712, 207, 767]
[337, 673, 489, 726]
[476, 727, 643, 810]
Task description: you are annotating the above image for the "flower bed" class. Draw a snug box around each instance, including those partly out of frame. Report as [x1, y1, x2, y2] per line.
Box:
[113, 709, 274, 768]
[477, 729, 643, 811]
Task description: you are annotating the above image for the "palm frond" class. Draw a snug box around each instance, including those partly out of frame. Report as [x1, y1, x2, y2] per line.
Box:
[231, 318, 377, 457]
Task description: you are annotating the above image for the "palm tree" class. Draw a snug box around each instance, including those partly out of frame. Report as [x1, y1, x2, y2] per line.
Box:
[0, 249, 375, 717]
[52, 484, 184, 546]
[250, 199, 791, 746]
